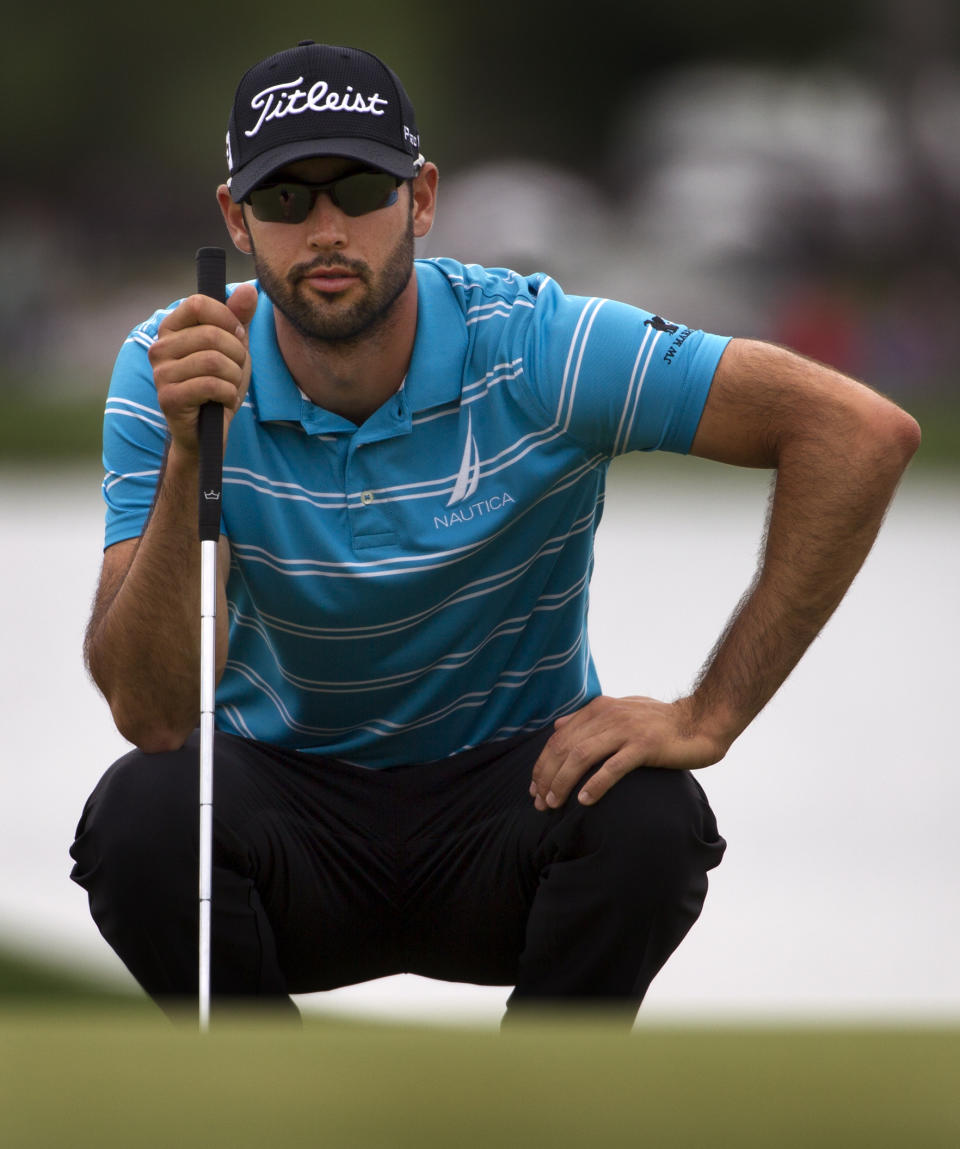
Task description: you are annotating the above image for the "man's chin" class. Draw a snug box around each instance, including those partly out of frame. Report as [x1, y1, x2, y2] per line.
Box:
[286, 288, 370, 342]
[287, 304, 380, 345]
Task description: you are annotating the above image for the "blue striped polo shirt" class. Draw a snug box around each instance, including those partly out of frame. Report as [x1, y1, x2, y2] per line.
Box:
[101, 257, 730, 766]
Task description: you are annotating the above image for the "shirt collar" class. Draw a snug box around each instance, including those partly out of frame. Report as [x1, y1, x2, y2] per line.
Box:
[244, 284, 305, 424]
[402, 259, 468, 412]
[244, 259, 467, 432]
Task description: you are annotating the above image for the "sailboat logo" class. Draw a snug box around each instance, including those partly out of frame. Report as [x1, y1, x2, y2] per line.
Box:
[446, 410, 481, 506]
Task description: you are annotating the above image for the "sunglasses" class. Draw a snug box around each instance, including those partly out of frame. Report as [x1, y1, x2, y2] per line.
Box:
[245, 171, 402, 223]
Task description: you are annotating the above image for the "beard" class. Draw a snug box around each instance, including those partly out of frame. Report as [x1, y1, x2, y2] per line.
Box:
[249, 205, 415, 347]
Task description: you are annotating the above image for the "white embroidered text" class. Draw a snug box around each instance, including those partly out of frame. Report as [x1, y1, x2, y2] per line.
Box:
[434, 493, 515, 529]
[245, 77, 389, 138]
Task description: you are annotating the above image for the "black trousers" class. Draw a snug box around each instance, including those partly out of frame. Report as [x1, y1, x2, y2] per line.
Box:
[70, 728, 725, 1023]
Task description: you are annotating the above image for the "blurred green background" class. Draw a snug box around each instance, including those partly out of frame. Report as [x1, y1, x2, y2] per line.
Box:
[1, 0, 957, 465]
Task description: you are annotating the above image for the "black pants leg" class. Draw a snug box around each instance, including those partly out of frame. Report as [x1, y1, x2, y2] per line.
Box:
[69, 733, 300, 1015]
[70, 729, 725, 1022]
[389, 738, 726, 1019]
[505, 765, 725, 1020]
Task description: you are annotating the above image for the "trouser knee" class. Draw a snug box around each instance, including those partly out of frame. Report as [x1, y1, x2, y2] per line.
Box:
[545, 767, 726, 892]
[70, 740, 200, 912]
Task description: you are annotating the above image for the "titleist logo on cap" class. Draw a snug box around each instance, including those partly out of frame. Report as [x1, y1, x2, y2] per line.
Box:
[245, 76, 390, 139]
[225, 42, 422, 200]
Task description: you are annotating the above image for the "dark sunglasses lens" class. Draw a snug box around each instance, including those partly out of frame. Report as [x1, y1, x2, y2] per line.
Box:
[247, 173, 400, 222]
[332, 172, 399, 216]
[248, 184, 312, 223]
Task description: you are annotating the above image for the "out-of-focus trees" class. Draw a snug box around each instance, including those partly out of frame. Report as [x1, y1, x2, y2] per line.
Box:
[1, 0, 920, 250]
[2, 0, 957, 420]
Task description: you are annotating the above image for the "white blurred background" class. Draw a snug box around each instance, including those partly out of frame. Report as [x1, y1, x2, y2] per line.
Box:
[2, 457, 956, 1025]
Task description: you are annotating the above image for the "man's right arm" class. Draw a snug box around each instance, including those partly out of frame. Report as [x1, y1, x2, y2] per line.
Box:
[84, 446, 233, 752]
[85, 286, 258, 752]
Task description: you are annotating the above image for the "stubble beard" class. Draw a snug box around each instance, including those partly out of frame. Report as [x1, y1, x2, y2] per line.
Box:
[250, 206, 416, 348]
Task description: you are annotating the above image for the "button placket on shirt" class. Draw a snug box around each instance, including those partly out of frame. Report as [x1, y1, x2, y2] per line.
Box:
[342, 389, 413, 550]
[345, 439, 399, 549]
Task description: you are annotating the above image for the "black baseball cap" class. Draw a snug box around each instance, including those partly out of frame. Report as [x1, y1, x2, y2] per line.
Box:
[226, 41, 422, 202]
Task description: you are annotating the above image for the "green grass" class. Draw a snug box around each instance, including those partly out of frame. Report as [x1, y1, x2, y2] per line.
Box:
[0, 945, 142, 1009]
[1, 949, 957, 1147]
[0, 392, 105, 464]
[1, 1010, 958, 1148]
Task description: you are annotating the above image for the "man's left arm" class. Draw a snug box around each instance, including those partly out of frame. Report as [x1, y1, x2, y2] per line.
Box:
[530, 337, 921, 810]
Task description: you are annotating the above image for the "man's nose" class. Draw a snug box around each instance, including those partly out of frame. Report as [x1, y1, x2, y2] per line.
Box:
[305, 191, 349, 247]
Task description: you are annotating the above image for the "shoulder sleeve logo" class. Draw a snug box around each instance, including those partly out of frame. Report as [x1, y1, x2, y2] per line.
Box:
[644, 315, 680, 334]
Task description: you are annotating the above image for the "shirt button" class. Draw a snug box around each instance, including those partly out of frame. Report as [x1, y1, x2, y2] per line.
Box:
[360, 490, 375, 505]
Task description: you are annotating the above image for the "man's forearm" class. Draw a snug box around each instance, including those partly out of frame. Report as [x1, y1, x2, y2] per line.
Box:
[531, 341, 920, 809]
[687, 406, 918, 750]
[85, 445, 227, 751]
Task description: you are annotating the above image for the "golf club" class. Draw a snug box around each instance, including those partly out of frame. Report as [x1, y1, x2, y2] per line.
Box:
[195, 245, 226, 1032]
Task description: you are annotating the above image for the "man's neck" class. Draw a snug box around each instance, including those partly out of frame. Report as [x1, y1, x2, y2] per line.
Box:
[275, 274, 418, 426]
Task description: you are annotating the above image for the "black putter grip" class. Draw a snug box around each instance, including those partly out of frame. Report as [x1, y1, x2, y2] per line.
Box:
[195, 247, 227, 542]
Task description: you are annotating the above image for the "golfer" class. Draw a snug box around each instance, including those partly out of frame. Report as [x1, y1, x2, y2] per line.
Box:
[71, 41, 919, 1023]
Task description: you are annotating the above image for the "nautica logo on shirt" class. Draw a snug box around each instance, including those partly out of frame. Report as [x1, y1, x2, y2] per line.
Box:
[446, 411, 481, 506]
[435, 411, 514, 528]
[433, 493, 515, 530]
[244, 77, 389, 138]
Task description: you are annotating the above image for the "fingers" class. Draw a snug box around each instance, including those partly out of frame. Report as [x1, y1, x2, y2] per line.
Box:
[153, 324, 245, 380]
[227, 282, 260, 327]
[531, 697, 627, 810]
[529, 695, 716, 810]
[160, 291, 246, 336]
[532, 742, 633, 810]
[574, 750, 637, 807]
[154, 294, 248, 377]
[149, 292, 254, 450]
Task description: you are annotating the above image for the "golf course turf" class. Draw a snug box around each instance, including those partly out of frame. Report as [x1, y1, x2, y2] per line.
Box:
[2, 1005, 958, 1148]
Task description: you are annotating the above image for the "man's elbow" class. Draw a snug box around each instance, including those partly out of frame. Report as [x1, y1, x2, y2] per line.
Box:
[86, 649, 197, 753]
[114, 711, 194, 755]
[102, 688, 196, 753]
[889, 406, 922, 467]
[860, 397, 922, 475]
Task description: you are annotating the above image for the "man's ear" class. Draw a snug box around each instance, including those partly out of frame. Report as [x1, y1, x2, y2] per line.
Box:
[412, 162, 439, 239]
[217, 185, 253, 255]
